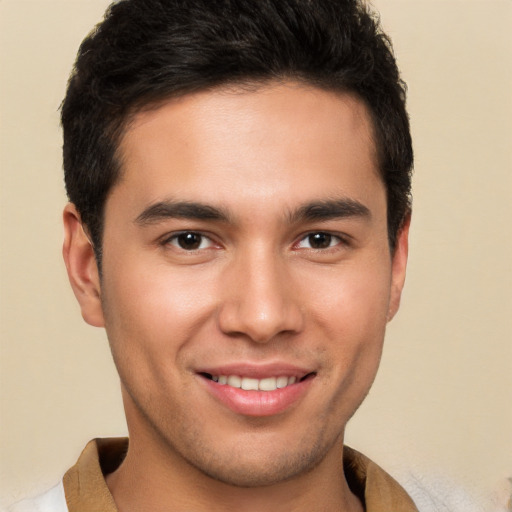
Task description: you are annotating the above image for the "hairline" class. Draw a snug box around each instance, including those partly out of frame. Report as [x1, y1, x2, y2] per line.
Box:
[87, 77, 400, 265]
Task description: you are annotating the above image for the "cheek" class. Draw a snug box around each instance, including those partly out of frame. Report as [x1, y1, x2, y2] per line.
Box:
[307, 262, 391, 337]
[304, 262, 391, 387]
[100, 261, 219, 370]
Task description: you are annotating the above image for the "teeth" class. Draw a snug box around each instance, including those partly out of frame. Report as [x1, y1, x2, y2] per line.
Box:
[212, 374, 299, 391]
[258, 377, 276, 391]
[241, 377, 259, 390]
[227, 375, 241, 388]
[276, 376, 289, 388]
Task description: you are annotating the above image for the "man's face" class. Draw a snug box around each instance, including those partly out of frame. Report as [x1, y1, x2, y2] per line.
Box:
[66, 82, 408, 486]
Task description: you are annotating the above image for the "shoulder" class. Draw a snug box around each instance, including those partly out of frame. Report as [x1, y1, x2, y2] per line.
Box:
[6, 481, 67, 512]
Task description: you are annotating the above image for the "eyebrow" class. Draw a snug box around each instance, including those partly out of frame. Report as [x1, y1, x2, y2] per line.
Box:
[288, 198, 371, 224]
[135, 197, 370, 226]
[135, 200, 231, 225]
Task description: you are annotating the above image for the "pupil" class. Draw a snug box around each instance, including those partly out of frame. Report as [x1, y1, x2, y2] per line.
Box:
[178, 233, 201, 250]
[309, 233, 331, 249]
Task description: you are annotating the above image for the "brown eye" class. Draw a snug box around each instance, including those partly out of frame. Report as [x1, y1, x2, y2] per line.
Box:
[307, 233, 333, 249]
[178, 233, 202, 249]
[168, 232, 212, 250]
[295, 232, 345, 251]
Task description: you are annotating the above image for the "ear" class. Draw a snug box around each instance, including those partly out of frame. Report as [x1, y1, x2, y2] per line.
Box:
[62, 203, 105, 327]
[387, 214, 411, 322]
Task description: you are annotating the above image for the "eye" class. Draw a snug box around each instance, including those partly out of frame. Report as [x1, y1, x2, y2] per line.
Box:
[165, 232, 215, 251]
[296, 232, 343, 250]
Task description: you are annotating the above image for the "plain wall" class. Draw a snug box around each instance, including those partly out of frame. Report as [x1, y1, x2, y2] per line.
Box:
[1, 0, 511, 508]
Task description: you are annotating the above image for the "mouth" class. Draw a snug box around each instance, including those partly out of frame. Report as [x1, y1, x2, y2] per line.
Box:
[199, 372, 316, 391]
[196, 364, 317, 416]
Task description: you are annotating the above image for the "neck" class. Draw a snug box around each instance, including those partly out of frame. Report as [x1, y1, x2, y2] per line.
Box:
[106, 433, 363, 512]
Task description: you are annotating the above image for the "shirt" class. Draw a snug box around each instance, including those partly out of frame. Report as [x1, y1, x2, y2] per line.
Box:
[9, 437, 419, 511]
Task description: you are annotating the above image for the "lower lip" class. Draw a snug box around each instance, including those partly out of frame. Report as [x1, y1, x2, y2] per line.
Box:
[200, 376, 314, 417]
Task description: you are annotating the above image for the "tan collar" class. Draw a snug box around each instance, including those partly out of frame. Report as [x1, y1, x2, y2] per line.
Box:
[343, 446, 419, 512]
[63, 438, 418, 512]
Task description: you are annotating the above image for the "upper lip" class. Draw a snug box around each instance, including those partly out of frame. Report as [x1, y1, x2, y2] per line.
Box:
[195, 362, 315, 380]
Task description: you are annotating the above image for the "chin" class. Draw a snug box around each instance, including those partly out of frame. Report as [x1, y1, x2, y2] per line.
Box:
[174, 425, 337, 488]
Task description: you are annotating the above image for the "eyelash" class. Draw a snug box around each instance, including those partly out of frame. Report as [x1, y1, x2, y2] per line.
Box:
[294, 232, 347, 251]
[161, 231, 217, 251]
[161, 231, 349, 252]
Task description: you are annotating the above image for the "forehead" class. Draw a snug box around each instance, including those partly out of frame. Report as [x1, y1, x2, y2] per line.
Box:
[112, 82, 383, 220]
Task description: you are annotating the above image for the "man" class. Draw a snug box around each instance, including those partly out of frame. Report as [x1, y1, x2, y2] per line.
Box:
[10, 0, 416, 510]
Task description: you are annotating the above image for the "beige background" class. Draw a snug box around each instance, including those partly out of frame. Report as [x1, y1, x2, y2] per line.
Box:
[1, 0, 511, 508]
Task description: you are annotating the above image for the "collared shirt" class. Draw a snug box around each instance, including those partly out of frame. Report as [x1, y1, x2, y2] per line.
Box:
[8, 437, 419, 511]
[62, 438, 419, 511]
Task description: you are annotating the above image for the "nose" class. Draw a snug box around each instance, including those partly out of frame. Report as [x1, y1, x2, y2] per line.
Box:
[217, 250, 304, 343]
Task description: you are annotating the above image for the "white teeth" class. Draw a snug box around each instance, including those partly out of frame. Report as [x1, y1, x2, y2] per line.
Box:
[227, 375, 241, 387]
[276, 376, 289, 388]
[212, 374, 299, 391]
[241, 377, 259, 390]
[258, 377, 277, 391]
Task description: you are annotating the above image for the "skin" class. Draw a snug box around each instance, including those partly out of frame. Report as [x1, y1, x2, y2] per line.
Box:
[63, 82, 409, 512]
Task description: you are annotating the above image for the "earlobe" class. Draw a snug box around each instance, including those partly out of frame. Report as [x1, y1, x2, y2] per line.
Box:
[62, 203, 105, 327]
[387, 214, 411, 322]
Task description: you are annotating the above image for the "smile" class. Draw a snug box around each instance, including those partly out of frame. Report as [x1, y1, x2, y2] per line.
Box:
[202, 374, 302, 391]
[199, 370, 316, 416]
